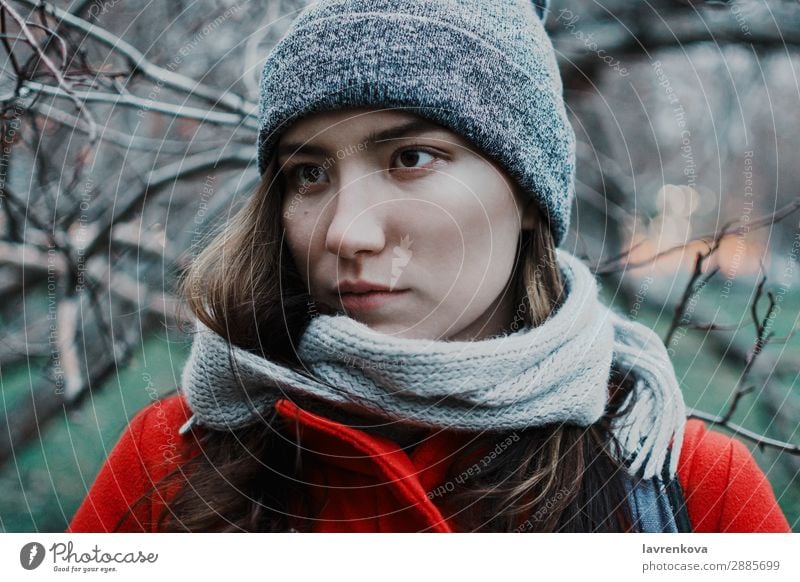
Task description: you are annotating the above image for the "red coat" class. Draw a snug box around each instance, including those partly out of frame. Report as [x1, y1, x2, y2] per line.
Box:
[66, 392, 791, 533]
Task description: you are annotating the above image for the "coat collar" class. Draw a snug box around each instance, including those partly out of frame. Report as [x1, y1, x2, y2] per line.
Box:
[273, 398, 475, 532]
[274, 398, 473, 492]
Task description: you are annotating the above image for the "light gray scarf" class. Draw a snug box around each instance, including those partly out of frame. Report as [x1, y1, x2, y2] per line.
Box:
[178, 250, 686, 480]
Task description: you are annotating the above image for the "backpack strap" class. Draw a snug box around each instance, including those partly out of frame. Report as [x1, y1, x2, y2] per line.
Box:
[663, 463, 693, 533]
[625, 447, 693, 533]
[626, 476, 678, 532]
[660, 444, 693, 532]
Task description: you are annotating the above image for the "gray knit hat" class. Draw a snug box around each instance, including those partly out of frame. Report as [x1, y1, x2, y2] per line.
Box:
[257, 0, 575, 245]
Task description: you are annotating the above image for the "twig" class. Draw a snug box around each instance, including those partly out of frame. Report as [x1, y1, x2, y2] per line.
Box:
[16, 0, 258, 126]
[0, 0, 97, 140]
[83, 146, 253, 257]
[28, 102, 241, 152]
[21, 18, 67, 70]
[596, 197, 800, 275]
[663, 242, 721, 346]
[22, 80, 253, 127]
[685, 320, 745, 332]
[0, 7, 23, 81]
[687, 407, 800, 455]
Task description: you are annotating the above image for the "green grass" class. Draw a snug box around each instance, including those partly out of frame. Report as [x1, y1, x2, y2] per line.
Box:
[0, 329, 189, 532]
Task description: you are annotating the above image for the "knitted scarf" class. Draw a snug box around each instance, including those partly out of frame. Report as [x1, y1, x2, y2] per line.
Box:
[178, 250, 686, 480]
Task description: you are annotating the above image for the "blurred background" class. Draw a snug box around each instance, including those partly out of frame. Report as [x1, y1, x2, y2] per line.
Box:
[0, 0, 798, 532]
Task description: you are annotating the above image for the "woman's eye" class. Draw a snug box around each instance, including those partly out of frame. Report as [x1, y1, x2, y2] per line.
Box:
[292, 165, 328, 188]
[395, 149, 437, 169]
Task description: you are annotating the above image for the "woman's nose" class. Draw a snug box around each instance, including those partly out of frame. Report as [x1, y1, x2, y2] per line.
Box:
[324, 175, 387, 259]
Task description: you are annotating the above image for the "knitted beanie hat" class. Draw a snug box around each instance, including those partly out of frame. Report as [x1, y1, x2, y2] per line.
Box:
[256, 0, 576, 245]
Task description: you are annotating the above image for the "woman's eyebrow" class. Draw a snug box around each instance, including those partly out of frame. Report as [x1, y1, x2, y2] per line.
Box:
[276, 118, 446, 159]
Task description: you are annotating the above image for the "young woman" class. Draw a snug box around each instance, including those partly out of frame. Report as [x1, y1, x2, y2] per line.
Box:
[67, 0, 790, 533]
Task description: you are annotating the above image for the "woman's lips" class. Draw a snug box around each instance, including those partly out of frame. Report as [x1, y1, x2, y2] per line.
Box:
[338, 289, 410, 312]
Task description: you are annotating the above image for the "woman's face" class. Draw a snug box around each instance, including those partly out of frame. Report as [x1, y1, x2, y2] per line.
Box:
[278, 108, 536, 340]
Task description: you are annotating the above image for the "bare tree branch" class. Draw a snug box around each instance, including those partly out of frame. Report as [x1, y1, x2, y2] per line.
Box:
[23, 80, 253, 127]
[687, 407, 800, 455]
[1, 0, 97, 140]
[663, 243, 721, 346]
[15, 0, 258, 125]
[596, 197, 800, 275]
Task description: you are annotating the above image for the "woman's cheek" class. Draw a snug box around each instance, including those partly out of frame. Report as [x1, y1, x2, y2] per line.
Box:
[280, 198, 310, 261]
[286, 219, 315, 259]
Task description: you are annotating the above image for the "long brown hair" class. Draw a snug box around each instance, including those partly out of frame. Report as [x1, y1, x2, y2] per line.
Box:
[120, 159, 641, 532]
